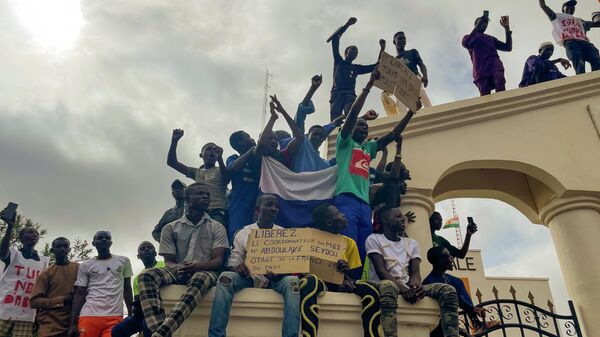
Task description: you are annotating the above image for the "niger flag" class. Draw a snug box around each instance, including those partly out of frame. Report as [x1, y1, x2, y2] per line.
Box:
[442, 216, 460, 229]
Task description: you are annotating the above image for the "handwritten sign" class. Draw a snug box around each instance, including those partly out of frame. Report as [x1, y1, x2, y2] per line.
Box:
[245, 228, 347, 284]
[374, 51, 422, 112]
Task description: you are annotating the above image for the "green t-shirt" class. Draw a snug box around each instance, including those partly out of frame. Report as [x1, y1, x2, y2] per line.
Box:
[432, 234, 462, 258]
[133, 260, 166, 296]
[334, 133, 378, 203]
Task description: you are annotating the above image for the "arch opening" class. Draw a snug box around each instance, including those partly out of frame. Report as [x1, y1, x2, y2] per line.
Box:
[432, 161, 566, 224]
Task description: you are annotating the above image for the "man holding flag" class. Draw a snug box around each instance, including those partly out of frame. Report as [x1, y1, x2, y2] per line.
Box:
[428, 211, 478, 259]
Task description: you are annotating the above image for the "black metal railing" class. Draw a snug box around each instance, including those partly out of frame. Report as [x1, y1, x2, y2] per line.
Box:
[459, 299, 582, 337]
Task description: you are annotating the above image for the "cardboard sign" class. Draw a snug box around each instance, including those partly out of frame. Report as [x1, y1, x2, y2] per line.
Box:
[374, 51, 422, 112]
[245, 228, 347, 284]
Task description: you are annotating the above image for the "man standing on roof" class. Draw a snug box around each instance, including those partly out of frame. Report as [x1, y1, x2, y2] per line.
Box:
[538, 0, 600, 74]
[462, 12, 513, 96]
[327, 17, 378, 121]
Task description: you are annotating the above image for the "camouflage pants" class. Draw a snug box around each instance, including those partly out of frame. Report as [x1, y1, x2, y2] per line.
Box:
[378, 281, 459, 337]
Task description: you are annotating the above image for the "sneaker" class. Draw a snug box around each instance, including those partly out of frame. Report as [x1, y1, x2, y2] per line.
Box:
[474, 320, 501, 334]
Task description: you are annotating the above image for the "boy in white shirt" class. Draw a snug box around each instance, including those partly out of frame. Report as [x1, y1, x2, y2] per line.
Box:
[365, 207, 459, 337]
[68, 231, 133, 337]
[539, 0, 600, 74]
[208, 194, 300, 337]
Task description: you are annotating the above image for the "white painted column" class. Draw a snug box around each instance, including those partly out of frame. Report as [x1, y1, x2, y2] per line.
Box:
[400, 189, 436, 277]
[540, 196, 600, 337]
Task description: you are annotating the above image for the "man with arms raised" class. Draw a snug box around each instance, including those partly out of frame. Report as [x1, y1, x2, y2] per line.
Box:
[334, 69, 419, 274]
[327, 17, 377, 120]
[538, 0, 600, 74]
[0, 209, 49, 337]
[462, 13, 512, 95]
[167, 130, 230, 225]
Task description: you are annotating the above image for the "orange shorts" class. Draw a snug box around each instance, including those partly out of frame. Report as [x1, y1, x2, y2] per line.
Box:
[78, 316, 123, 337]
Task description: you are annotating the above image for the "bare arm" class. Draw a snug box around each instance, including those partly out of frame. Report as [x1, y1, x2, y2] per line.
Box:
[271, 95, 304, 156]
[30, 271, 69, 309]
[68, 286, 87, 336]
[215, 146, 231, 184]
[376, 106, 417, 151]
[538, 0, 557, 21]
[390, 136, 404, 179]
[228, 146, 257, 173]
[123, 277, 133, 316]
[301, 75, 322, 107]
[0, 211, 15, 264]
[341, 70, 379, 139]
[167, 129, 194, 177]
[255, 102, 279, 156]
[376, 145, 388, 174]
[407, 258, 422, 288]
[369, 253, 410, 291]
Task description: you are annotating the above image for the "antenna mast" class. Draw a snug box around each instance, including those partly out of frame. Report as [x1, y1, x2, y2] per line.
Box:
[451, 199, 464, 246]
[261, 67, 272, 128]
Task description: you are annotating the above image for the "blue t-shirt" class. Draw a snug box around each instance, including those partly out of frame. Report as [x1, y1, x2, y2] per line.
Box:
[226, 154, 260, 237]
[424, 272, 474, 312]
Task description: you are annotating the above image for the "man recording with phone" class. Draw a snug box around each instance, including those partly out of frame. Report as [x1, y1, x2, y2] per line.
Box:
[462, 11, 513, 96]
[428, 211, 478, 259]
[0, 203, 50, 337]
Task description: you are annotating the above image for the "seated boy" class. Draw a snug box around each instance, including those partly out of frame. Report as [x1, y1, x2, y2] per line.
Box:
[300, 204, 382, 337]
[208, 194, 300, 337]
[365, 207, 460, 337]
[424, 246, 499, 336]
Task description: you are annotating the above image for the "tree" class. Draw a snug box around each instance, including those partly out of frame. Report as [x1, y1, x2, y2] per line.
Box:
[0, 214, 47, 248]
[1, 214, 92, 264]
[42, 237, 93, 264]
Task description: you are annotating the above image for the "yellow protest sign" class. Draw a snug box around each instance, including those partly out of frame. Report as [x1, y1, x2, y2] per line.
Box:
[245, 228, 347, 284]
[374, 51, 422, 112]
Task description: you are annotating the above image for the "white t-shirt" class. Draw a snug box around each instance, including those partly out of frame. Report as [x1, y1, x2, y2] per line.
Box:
[74, 255, 133, 317]
[552, 13, 589, 46]
[0, 247, 49, 321]
[365, 234, 420, 285]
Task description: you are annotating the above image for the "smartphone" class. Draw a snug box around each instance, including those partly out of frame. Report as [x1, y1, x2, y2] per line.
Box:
[1, 202, 18, 222]
[483, 10, 490, 19]
[467, 216, 475, 225]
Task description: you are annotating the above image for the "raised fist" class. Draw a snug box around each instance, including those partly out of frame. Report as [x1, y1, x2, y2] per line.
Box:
[172, 129, 184, 141]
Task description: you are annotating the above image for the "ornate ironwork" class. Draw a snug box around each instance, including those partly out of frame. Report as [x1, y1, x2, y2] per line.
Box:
[458, 299, 582, 337]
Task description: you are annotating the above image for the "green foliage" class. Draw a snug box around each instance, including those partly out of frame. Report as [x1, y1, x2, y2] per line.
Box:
[1, 214, 92, 264]
[42, 237, 93, 264]
[0, 214, 47, 248]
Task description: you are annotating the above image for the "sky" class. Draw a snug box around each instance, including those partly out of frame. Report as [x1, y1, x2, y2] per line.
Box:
[1, 0, 598, 314]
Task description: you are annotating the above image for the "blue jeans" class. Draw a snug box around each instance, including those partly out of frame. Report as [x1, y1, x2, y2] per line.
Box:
[111, 314, 152, 337]
[564, 39, 600, 74]
[329, 92, 356, 121]
[208, 271, 300, 337]
[335, 193, 373, 278]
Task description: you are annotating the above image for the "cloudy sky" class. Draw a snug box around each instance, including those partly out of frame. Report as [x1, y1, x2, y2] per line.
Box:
[1, 0, 598, 313]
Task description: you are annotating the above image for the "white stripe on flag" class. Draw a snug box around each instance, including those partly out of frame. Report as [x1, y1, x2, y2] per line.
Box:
[260, 157, 337, 201]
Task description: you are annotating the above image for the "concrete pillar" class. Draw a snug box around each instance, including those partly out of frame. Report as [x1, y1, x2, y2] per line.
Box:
[540, 196, 600, 337]
[400, 189, 436, 276]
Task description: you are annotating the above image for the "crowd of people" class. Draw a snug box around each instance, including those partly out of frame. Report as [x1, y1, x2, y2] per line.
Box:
[1, 2, 599, 337]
